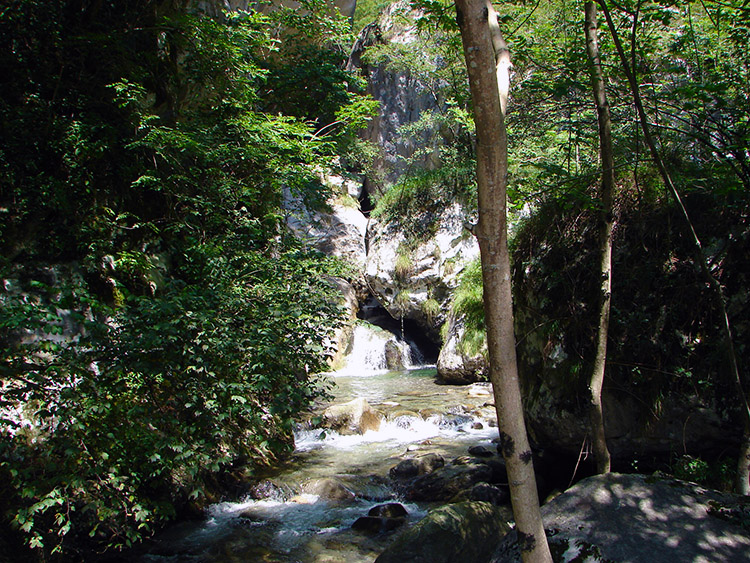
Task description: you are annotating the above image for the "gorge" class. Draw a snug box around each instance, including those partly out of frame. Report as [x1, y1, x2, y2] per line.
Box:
[2, 1, 750, 561]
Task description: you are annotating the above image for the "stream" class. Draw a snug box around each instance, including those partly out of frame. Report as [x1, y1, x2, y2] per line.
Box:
[140, 325, 503, 562]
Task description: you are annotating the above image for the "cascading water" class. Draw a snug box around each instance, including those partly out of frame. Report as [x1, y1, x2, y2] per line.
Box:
[139, 325, 499, 563]
[338, 323, 424, 375]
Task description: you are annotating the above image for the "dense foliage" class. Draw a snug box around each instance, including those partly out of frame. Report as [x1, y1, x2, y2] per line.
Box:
[0, 1, 370, 558]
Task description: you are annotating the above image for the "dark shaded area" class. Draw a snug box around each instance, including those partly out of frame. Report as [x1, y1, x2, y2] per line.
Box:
[512, 189, 750, 463]
[358, 295, 440, 363]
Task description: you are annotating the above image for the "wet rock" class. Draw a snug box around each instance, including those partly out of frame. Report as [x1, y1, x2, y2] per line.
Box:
[467, 383, 492, 397]
[453, 483, 510, 506]
[388, 409, 420, 420]
[369, 503, 409, 518]
[384, 339, 406, 370]
[248, 479, 287, 501]
[322, 276, 359, 369]
[471, 422, 484, 430]
[468, 445, 494, 458]
[352, 515, 406, 535]
[405, 463, 493, 501]
[302, 478, 355, 503]
[437, 413, 473, 430]
[322, 397, 383, 435]
[419, 407, 441, 419]
[491, 473, 750, 563]
[390, 453, 445, 480]
[375, 501, 511, 563]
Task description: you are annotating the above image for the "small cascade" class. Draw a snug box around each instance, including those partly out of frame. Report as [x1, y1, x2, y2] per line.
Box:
[337, 323, 424, 376]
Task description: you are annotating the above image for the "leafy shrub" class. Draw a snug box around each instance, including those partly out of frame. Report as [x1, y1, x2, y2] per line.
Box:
[0, 2, 362, 558]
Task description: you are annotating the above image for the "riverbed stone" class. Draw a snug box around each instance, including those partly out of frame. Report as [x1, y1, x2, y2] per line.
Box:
[375, 501, 511, 563]
[491, 473, 750, 562]
[302, 478, 356, 503]
[389, 453, 445, 480]
[369, 502, 409, 518]
[405, 462, 493, 501]
[352, 514, 406, 535]
[322, 397, 383, 435]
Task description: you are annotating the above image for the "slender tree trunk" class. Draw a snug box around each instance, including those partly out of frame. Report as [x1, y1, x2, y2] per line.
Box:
[598, 0, 750, 494]
[455, 1, 552, 559]
[584, 1, 613, 475]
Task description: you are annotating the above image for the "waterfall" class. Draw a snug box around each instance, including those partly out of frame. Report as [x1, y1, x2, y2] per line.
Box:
[337, 324, 424, 376]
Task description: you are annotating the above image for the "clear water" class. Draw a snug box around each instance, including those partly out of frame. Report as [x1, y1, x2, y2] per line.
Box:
[140, 357, 500, 562]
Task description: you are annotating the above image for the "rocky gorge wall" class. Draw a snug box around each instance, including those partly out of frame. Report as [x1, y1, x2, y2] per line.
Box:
[285, 3, 483, 380]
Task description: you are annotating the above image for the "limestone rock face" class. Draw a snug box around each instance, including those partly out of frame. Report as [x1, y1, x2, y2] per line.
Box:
[284, 178, 367, 272]
[195, 1, 357, 18]
[375, 501, 511, 563]
[492, 473, 750, 563]
[358, 2, 440, 190]
[365, 204, 479, 338]
[322, 397, 383, 435]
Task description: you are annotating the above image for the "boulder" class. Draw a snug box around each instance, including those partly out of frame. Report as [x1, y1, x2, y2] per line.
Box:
[450, 455, 507, 485]
[352, 515, 406, 534]
[437, 313, 487, 384]
[375, 501, 511, 563]
[405, 462, 493, 501]
[352, 503, 410, 535]
[384, 339, 405, 370]
[491, 473, 750, 562]
[322, 398, 383, 435]
[301, 477, 355, 503]
[452, 483, 510, 506]
[369, 503, 409, 518]
[468, 445, 495, 458]
[389, 453, 445, 480]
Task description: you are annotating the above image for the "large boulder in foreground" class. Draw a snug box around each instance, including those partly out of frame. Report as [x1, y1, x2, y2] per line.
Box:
[375, 501, 511, 563]
[322, 397, 382, 435]
[492, 473, 750, 562]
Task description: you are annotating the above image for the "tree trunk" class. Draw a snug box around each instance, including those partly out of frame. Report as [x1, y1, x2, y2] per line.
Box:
[583, 1, 613, 475]
[455, 1, 552, 559]
[598, 0, 750, 494]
